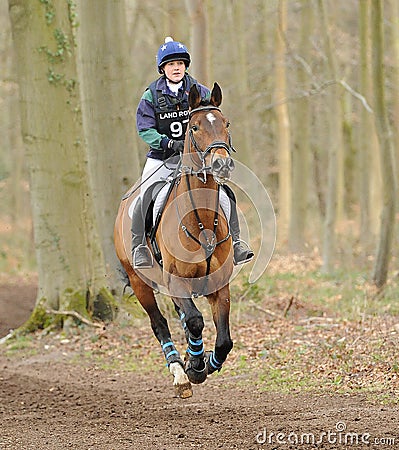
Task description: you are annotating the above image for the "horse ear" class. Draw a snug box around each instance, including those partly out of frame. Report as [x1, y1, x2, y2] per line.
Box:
[210, 82, 222, 107]
[189, 84, 202, 109]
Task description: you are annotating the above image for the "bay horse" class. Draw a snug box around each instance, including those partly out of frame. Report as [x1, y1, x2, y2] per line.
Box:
[114, 83, 236, 398]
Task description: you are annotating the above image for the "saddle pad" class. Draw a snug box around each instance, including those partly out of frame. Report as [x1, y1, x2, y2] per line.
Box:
[153, 184, 231, 225]
[127, 196, 138, 220]
[153, 184, 172, 225]
[128, 183, 231, 225]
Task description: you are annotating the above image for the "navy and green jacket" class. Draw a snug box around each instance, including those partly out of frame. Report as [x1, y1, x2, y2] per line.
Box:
[136, 74, 210, 160]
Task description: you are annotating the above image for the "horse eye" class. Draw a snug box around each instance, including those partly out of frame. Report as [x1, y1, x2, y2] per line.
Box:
[226, 121, 230, 128]
[191, 125, 199, 132]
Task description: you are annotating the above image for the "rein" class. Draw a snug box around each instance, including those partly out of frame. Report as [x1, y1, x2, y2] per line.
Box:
[176, 176, 231, 255]
[174, 176, 231, 294]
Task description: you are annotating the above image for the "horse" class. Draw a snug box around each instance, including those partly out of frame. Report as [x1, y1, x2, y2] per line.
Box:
[114, 83, 236, 398]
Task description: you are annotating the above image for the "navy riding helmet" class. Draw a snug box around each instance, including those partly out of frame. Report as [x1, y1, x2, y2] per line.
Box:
[156, 37, 191, 74]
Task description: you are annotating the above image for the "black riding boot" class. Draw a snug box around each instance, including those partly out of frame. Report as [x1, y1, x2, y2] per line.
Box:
[131, 197, 153, 269]
[223, 185, 254, 265]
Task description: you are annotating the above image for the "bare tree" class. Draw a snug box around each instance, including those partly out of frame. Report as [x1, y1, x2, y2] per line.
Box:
[9, 0, 115, 329]
[274, 0, 291, 242]
[185, 0, 208, 84]
[289, 0, 312, 251]
[370, 0, 397, 287]
[388, 0, 399, 186]
[226, 0, 254, 167]
[0, 3, 24, 227]
[359, 0, 372, 242]
[75, 0, 140, 289]
[318, 0, 342, 273]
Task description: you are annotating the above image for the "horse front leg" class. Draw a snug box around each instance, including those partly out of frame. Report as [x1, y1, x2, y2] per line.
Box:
[206, 285, 233, 375]
[173, 298, 208, 384]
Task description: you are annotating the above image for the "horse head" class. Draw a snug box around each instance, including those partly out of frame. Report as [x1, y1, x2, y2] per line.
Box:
[184, 83, 235, 184]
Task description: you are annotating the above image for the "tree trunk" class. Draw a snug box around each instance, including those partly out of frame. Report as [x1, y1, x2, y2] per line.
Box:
[8, 0, 116, 330]
[165, 0, 180, 36]
[370, 0, 397, 288]
[289, 0, 312, 251]
[0, 4, 24, 227]
[206, 0, 214, 83]
[185, 0, 208, 85]
[75, 0, 140, 290]
[274, 0, 291, 242]
[358, 0, 374, 242]
[318, 0, 342, 273]
[342, 91, 357, 217]
[226, 0, 254, 167]
[389, 0, 399, 193]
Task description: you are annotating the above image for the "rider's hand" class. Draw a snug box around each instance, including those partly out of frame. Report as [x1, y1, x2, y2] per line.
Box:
[169, 139, 185, 154]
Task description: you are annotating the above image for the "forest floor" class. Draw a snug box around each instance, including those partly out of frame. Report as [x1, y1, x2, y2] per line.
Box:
[1, 256, 399, 449]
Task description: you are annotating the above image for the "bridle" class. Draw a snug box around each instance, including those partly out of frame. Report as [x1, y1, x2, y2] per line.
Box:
[183, 105, 236, 184]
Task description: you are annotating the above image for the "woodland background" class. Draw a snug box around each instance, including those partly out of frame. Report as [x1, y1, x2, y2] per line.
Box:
[0, 0, 398, 325]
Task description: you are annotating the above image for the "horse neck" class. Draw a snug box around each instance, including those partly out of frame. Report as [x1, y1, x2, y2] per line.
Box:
[178, 172, 220, 226]
[182, 171, 218, 191]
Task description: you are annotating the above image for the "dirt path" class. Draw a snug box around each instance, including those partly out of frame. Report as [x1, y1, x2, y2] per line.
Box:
[1, 283, 398, 449]
[0, 280, 36, 337]
[1, 354, 398, 450]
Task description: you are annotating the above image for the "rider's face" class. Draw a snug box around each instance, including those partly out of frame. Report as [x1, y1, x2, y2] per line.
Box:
[163, 60, 186, 83]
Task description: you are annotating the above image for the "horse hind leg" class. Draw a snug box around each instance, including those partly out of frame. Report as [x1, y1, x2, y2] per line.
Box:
[132, 278, 192, 398]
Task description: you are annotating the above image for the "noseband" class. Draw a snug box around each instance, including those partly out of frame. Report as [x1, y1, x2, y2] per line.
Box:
[185, 106, 236, 183]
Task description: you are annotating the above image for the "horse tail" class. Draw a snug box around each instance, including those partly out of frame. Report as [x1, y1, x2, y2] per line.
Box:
[116, 260, 132, 293]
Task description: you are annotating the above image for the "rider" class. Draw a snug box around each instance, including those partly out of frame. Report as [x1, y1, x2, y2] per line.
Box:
[132, 37, 254, 268]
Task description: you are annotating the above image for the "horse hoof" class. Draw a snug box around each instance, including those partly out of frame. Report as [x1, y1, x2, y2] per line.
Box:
[186, 368, 207, 384]
[175, 382, 193, 398]
[185, 361, 208, 384]
[169, 361, 192, 397]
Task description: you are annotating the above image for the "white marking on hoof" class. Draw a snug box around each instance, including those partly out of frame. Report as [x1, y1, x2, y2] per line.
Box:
[169, 362, 192, 398]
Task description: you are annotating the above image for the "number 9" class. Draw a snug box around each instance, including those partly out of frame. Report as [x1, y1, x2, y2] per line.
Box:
[170, 121, 183, 138]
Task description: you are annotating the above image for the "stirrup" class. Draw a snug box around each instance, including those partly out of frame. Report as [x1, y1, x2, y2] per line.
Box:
[233, 240, 254, 265]
[133, 244, 154, 269]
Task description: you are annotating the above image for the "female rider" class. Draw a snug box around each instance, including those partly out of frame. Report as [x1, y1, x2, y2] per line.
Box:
[132, 37, 253, 268]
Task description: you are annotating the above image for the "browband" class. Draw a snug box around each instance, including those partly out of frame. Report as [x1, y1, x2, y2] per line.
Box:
[189, 106, 221, 119]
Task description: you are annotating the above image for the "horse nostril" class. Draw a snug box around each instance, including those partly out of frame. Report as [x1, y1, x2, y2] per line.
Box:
[212, 157, 235, 176]
[212, 158, 224, 172]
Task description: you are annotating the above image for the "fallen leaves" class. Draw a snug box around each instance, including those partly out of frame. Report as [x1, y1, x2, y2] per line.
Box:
[3, 252, 399, 404]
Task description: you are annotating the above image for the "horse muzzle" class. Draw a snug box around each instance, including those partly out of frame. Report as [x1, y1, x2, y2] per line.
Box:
[211, 156, 235, 183]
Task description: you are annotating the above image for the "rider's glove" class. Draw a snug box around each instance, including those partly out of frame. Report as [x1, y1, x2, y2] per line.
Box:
[168, 139, 185, 154]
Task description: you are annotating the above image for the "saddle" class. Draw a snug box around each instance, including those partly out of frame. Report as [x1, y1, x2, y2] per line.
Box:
[125, 174, 231, 269]
[143, 179, 177, 267]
